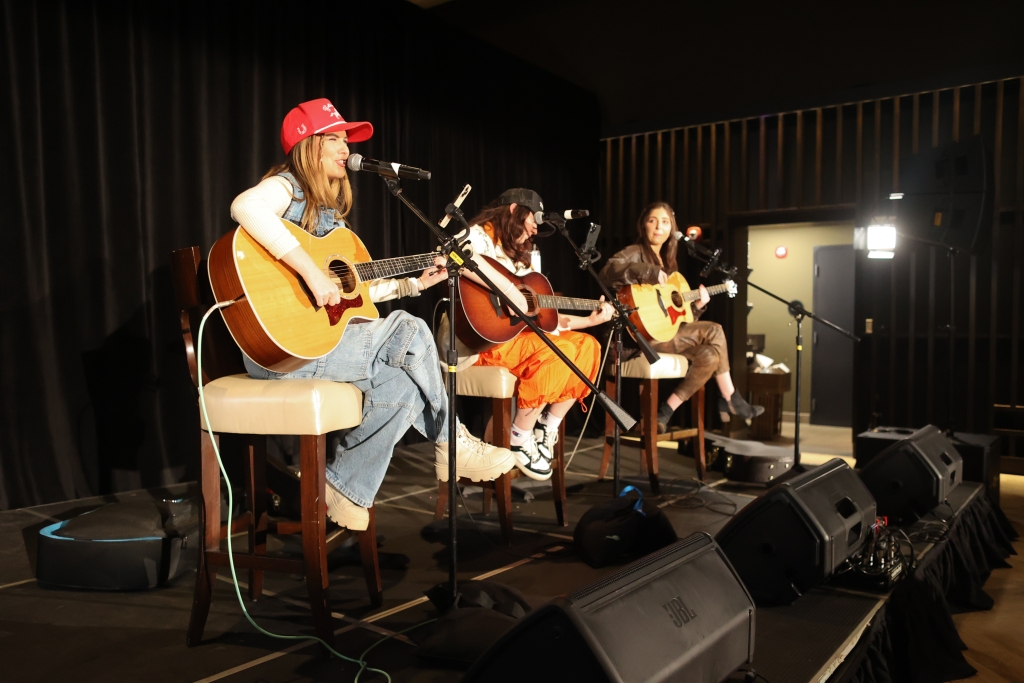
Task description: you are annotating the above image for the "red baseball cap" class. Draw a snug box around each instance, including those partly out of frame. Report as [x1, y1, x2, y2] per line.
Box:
[280, 98, 374, 155]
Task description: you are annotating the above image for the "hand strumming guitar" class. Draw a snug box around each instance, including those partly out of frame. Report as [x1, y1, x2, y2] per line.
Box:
[281, 245, 340, 307]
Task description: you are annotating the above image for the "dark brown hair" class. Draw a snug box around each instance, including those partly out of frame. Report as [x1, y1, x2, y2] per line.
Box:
[467, 203, 535, 268]
[635, 202, 679, 274]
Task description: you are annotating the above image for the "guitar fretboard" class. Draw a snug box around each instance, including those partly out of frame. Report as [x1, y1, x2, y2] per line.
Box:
[535, 295, 602, 311]
[351, 253, 437, 281]
[681, 282, 733, 303]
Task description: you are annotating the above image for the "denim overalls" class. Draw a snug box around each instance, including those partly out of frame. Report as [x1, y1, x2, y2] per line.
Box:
[242, 173, 449, 507]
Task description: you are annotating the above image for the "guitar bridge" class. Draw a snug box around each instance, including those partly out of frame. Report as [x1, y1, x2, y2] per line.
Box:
[656, 290, 669, 317]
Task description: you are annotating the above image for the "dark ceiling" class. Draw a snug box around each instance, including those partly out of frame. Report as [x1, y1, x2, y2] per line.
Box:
[429, 0, 1024, 136]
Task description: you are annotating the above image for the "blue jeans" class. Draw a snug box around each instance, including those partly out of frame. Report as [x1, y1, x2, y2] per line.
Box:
[244, 310, 450, 507]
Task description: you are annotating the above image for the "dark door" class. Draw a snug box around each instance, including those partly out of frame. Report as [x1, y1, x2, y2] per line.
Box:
[811, 244, 854, 426]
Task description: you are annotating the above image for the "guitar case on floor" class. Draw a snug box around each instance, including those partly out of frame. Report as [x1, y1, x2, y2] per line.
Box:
[706, 434, 796, 484]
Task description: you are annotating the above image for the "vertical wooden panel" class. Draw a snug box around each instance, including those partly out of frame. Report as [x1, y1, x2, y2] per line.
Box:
[642, 133, 650, 205]
[723, 123, 731, 217]
[815, 108, 823, 205]
[777, 114, 785, 208]
[912, 93, 920, 154]
[836, 106, 843, 203]
[617, 137, 625, 237]
[656, 132, 663, 200]
[973, 84, 982, 136]
[710, 124, 717, 224]
[795, 110, 804, 206]
[741, 120, 749, 211]
[932, 91, 940, 148]
[758, 117, 767, 209]
[908, 252, 916, 424]
[855, 103, 864, 205]
[696, 126, 704, 219]
[668, 130, 677, 209]
[1012, 79, 1024, 406]
[874, 100, 882, 212]
[893, 98, 901, 191]
[630, 135, 637, 227]
[989, 81, 1004, 429]
[682, 127, 690, 216]
[604, 138, 612, 228]
[952, 86, 961, 141]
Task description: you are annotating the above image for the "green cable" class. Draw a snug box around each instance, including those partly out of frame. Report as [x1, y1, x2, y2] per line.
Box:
[197, 301, 434, 681]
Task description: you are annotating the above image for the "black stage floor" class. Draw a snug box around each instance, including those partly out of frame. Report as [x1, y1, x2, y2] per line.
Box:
[0, 437, 980, 682]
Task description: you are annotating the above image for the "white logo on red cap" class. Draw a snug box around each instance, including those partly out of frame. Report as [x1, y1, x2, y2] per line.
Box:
[296, 124, 307, 135]
[323, 103, 342, 119]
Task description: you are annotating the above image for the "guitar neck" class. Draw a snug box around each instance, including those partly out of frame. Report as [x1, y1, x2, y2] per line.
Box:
[353, 253, 436, 281]
[681, 282, 733, 302]
[536, 294, 602, 311]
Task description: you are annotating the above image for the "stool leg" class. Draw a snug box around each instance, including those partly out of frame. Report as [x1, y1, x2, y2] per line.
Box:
[359, 508, 383, 607]
[244, 436, 268, 601]
[694, 387, 707, 481]
[552, 421, 567, 526]
[599, 376, 617, 480]
[494, 471, 513, 546]
[482, 487, 493, 516]
[300, 434, 334, 650]
[641, 379, 660, 494]
[187, 429, 221, 647]
[434, 481, 447, 521]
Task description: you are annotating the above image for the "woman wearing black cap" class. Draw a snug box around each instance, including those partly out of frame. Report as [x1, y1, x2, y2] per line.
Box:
[599, 202, 763, 431]
[442, 189, 615, 481]
[229, 98, 517, 531]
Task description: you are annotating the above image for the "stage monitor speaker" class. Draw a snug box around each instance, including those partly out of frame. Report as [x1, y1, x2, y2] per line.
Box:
[858, 424, 963, 525]
[462, 533, 754, 683]
[898, 135, 989, 253]
[715, 458, 876, 606]
[855, 426, 917, 468]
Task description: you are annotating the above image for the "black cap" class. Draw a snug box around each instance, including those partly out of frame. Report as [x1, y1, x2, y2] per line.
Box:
[496, 188, 544, 214]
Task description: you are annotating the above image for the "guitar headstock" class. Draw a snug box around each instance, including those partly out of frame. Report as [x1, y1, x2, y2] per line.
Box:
[724, 280, 738, 298]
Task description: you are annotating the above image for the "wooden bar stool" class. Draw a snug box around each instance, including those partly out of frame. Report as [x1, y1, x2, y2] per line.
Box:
[434, 365, 567, 544]
[171, 247, 382, 650]
[600, 351, 706, 494]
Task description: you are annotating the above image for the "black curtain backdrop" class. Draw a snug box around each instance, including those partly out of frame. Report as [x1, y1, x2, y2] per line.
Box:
[0, 0, 601, 509]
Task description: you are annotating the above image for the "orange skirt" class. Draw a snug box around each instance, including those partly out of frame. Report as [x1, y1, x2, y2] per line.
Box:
[475, 330, 601, 409]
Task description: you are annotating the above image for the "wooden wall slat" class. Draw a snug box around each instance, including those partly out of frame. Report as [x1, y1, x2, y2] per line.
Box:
[656, 131, 664, 201]
[1012, 80, 1024, 406]
[710, 124, 718, 224]
[795, 110, 804, 206]
[836, 106, 843, 203]
[932, 91, 940, 147]
[990, 81, 1004, 429]
[642, 133, 650, 205]
[856, 103, 864, 205]
[741, 120, 749, 211]
[630, 135, 637, 228]
[815, 108, 823, 204]
[605, 138, 612, 230]
[974, 84, 983, 136]
[777, 114, 785, 208]
[893, 98, 901, 191]
[683, 127, 690, 217]
[874, 100, 882, 214]
[696, 126, 704, 218]
[669, 130, 677, 209]
[759, 117, 767, 209]
[723, 123, 731, 218]
[953, 86, 961, 141]
[912, 93, 920, 154]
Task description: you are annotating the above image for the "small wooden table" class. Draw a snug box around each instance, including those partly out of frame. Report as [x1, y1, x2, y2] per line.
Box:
[747, 371, 791, 440]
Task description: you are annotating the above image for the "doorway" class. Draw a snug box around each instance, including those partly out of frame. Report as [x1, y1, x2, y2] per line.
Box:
[746, 222, 854, 426]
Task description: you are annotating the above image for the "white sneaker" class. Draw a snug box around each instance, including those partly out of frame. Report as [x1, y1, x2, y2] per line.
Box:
[325, 485, 369, 531]
[435, 423, 517, 483]
[512, 435, 553, 481]
[534, 421, 559, 463]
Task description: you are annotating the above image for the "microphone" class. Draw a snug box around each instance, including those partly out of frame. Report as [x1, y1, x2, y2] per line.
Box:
[672, 230, 684, 241]
[534, 209, 590, 224]
[347, 154, 431, 181]
[439, 184, 472, 229]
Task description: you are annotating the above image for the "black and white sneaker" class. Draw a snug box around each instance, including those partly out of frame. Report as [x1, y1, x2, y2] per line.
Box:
[534, 421, 559, 463]
[512, 436, 552, 481]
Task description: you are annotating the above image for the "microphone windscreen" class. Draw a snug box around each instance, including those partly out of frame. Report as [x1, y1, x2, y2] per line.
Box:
[347, 153, 364, 172]
[533, 211, 546, 225]
[672, 231, 684, 241]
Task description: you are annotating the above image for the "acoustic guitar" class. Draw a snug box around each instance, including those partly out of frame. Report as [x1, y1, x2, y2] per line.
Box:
[618, 272, 737, 342]
[208, 218, 438, 372]
[454, 255, 606, 352]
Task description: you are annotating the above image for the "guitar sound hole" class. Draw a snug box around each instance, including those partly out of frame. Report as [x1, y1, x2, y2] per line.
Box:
[328, 260, 358, 294]
[521, 290, 538, 314]
[670, 291, 684, 308]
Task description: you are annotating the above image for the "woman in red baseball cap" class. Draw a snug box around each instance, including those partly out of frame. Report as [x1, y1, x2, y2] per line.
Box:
[229, 98, 517, 531]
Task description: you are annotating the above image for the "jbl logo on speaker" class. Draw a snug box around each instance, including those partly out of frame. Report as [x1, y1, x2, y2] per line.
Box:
[662, 596, 697, 627]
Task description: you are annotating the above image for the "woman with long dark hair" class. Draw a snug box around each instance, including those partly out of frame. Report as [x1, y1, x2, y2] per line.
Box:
[599, 202, 763, 431]
[442, 189, 614, 481]
[229, 98, 516, 531]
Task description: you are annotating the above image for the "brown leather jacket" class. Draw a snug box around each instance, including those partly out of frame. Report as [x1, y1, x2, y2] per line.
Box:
[598, 244, 704, 320]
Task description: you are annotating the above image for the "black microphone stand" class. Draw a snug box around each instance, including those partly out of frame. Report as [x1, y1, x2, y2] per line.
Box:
[379, 178, 636, 606]
[550, 218, 660, 496]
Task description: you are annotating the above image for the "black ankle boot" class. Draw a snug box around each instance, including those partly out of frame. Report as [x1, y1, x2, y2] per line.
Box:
[718, 394, 765, 421]
[656, 402, 675, 434]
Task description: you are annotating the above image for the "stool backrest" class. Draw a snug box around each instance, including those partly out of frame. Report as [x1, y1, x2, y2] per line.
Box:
[170, 246, 245, 391]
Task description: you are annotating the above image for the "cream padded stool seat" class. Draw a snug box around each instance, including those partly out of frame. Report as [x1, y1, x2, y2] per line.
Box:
[435, 364, 568, 543]
[600, 351, 706, 493]
[171, 246, 382, 653]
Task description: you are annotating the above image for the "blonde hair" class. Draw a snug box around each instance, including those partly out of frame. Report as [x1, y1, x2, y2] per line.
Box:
[264, 135, 353, 234]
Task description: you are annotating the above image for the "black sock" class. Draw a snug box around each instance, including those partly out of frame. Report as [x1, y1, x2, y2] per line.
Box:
[657, 402, 675, 427]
